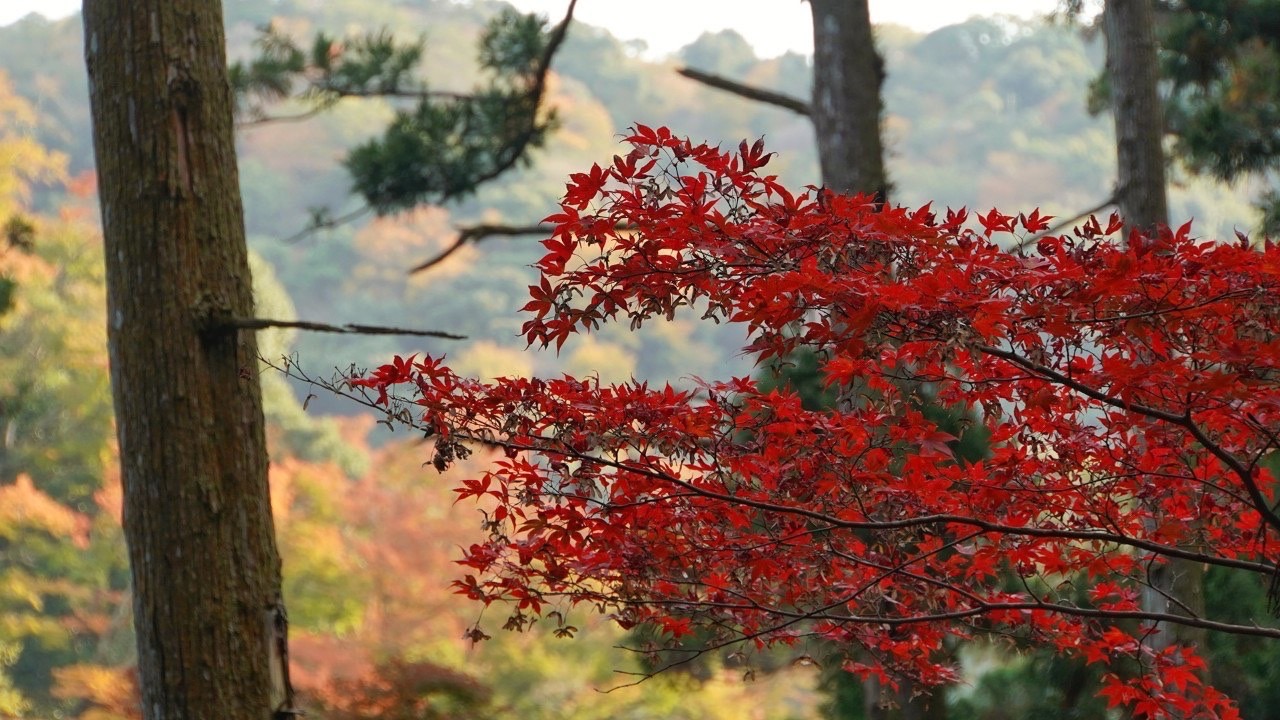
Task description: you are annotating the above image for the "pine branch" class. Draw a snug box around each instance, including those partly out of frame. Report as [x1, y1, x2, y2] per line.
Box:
[449, 0, 579, 196]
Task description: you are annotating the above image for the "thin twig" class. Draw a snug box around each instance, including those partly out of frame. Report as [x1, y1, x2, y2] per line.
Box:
[676, 67, 811, 116]
[236, 105, 329, 128]
[227, 317, 466, 339]
[281, 205, 373, 245]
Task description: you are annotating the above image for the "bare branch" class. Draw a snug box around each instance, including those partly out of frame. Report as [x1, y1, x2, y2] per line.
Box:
[280, 205, 372, 245]
[676, 67, 812, 117]
[235, 105, 328, 128]
[409, 223, 553, 275]
[409, 218, 632, 275]
[226, 317, 466, 339]
[237, 89, 476, 128]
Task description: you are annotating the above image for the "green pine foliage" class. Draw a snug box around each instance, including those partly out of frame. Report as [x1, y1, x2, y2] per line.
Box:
[232, 8, 561, 213]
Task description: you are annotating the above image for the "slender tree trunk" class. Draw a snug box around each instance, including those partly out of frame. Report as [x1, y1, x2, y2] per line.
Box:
[83, 1, 284, 718]
[809, 5, 941, 718]
[1104, 0, 1169, 230]
[1104, 0, 1206, 698]
[809, 0, 888, 199]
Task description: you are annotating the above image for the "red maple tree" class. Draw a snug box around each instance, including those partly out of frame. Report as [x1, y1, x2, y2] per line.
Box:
[352, 127, 1280, 719]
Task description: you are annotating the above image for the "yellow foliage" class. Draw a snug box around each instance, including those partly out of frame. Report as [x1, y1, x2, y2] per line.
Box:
[0, 70, 66, 218]
[52, 664, 140, 719]
[564, 336, 636, 384]
[0, 640, 28, 716]
[0, 474, 89, 548]
[450, 340, 535, 380]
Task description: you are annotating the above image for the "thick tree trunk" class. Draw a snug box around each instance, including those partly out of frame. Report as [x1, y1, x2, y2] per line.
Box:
[809, 0, 888, 199]
[83, 1, 284, 718]
[1103, 0, 1169, 230]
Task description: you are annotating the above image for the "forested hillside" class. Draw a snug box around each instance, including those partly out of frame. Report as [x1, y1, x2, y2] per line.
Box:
[0, 1, 1269, 718]
[2, 2, 1257, 396]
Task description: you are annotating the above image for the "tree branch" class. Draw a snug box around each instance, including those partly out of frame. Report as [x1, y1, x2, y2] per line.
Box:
[226, 317, 466, 339]
[236, 106, 328, 128]
[237, 89, 475, 127]
[676, 67, 812, 116]
[1183, 417, 1280, 536]
[408, 218, 632, 275]
[280, 205, 372, 245]
[409, 223, 553, 275]
[616, 594, 1280, 642]
[978, 342, 1280, 535]
[271, 361, 1280, 579]
[977, 343, 1186, 423]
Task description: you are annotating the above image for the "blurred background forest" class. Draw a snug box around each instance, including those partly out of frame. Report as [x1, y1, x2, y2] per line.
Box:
[0, 1, 1274, 718]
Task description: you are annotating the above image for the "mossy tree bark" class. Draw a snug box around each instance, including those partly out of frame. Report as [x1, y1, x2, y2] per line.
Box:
[83, 1, 283, 717]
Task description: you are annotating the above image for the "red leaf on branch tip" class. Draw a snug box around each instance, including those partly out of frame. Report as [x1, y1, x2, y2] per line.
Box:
[977, 208, 1014, 237]
[941, 207, 969, 235]
[1175, 218, 1194, 242]
[1104, 212, 1125, 235]
[1019, 208, 1053, 234]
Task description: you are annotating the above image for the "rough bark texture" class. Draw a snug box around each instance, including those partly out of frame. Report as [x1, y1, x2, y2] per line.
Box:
[83, 1, 283, 718]
[1103, 0, 1169, 230]
[809, 0, 888, 199]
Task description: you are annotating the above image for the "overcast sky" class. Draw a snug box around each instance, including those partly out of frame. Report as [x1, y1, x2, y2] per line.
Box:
[3, 1, 1066, 57]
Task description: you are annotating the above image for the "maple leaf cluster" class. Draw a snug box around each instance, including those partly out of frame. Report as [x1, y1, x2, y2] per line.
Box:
[352, 126, 1280, 718]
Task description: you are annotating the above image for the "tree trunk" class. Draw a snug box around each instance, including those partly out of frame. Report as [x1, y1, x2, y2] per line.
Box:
[809, 6, 937, 717]
[811, 4, 915, 717]
[1103, 0, 1169, 230]
[809, 0, 888, 199]
[1104, 0, 1206, 697]
[83, 1, 284, 718]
